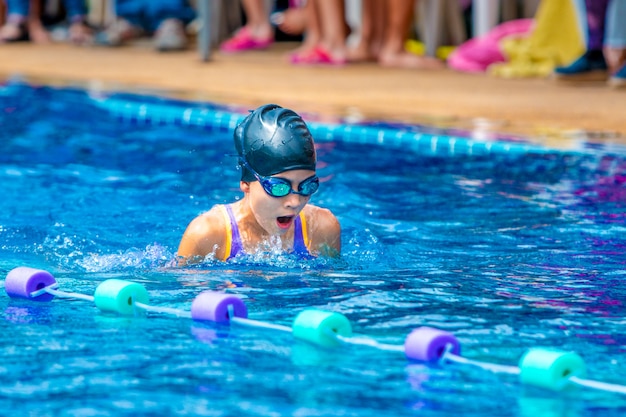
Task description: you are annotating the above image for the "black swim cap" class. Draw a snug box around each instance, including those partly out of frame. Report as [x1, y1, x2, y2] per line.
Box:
[234, 104, 316, 181]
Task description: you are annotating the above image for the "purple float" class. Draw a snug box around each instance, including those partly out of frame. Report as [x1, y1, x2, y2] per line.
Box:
[404, 326, 461, 361]
[191, 291, 248, 323]
[5, 266, 57, 302]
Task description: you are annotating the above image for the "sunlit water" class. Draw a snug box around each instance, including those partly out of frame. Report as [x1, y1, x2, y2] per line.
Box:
[1, 83, 626, 416]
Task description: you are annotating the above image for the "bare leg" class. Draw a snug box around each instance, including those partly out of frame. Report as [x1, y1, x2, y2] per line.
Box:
[220, 0, 273, 52]
[27, 19, 50, 43]
[0, 25, 24, 42]
[240, 0, 273, 40]
[316, 0, 347, 60]
[289, 0, 320, 56]
[69, 20, 93, 45]
[604, 46, 626, 75]
[378, 0, 444, 69]
[27, 0, 50, 44]
[273, 6, 307, 36]
[0, 1, 6, 26]
[348, 0, 385, 62]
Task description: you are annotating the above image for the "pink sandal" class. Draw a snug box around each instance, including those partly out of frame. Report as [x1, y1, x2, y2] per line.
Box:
[220, 27, 273, 53]
[290, 46, 347, 66]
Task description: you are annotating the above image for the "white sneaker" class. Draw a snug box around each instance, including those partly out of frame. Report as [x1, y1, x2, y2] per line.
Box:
[154, 18, 188, 52]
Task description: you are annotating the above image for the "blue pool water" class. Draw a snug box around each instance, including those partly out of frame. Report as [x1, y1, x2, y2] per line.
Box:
[1, 81, 626, 416]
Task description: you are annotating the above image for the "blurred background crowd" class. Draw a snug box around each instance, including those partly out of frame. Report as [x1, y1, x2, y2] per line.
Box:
[0, 0, 624, 88]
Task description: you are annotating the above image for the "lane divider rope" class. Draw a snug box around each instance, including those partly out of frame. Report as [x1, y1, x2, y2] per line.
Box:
[4, 266, 626, 395]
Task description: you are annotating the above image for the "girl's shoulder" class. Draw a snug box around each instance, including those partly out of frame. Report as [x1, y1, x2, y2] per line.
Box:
[303, 204, 341, 237]
[302, 204, 341, 257]
[177, 204, 230, 262]
[303, 204, 338, 222]
[185, 205, 229, 240]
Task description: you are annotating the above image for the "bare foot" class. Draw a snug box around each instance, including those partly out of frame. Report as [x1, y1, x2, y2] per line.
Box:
[288, 38, 350, 65]
[240, 23, 273, 43]
[96, 18, 144, 47]
[27, 20, 50, 44]
[69, 21, 93, 45]
[271, 7, 308, 36]
[290, 44, 347, 65]
[286, 30, 321, 60]
[0, 20, 27, 42]
[378, 51, 445, 69]
[347, 39, 381, 63]
[604, 46, 626, 75]
[288, 44, 317, 63]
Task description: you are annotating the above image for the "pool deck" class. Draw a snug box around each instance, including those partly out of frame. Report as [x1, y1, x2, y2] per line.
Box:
[1, 41, 625, 145]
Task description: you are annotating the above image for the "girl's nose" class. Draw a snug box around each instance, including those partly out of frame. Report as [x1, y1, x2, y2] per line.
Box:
[283, 192, 306, 208]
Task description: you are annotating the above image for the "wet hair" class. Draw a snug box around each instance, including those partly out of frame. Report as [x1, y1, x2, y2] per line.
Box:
[234, 104, 316, 181]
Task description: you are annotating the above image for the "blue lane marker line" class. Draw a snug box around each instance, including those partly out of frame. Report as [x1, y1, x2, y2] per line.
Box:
[93, 98, 562, 158]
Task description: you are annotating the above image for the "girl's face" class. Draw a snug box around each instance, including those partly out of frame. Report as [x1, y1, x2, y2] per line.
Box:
[242, 169, 315, 236]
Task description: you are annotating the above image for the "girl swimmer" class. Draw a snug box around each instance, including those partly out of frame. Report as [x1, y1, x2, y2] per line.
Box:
[177, 104, 341, 263]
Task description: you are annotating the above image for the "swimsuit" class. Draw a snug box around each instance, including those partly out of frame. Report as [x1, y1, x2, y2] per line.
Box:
[220, 204, 312, 261]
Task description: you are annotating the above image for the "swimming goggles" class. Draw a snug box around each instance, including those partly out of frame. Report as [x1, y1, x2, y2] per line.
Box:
[239, 158, 319, 198]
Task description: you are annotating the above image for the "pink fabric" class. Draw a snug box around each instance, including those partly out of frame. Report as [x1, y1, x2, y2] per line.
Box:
[220, 27, 273, 53]
[448, 19, 535, 73]
[290, 46, 347, 66]
[289, 0, 306, 7]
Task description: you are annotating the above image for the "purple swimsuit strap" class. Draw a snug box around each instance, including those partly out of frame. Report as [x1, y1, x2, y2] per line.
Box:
[225, 204, 244, 259]
[292, 214, 310, 257]
[224, 204, 311, 260]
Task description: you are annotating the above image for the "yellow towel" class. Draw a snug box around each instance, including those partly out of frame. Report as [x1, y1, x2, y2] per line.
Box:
[489, 0, 585, 78]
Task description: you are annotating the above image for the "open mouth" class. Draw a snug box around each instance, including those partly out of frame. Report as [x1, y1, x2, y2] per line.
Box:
[276, 216, 294, 229]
